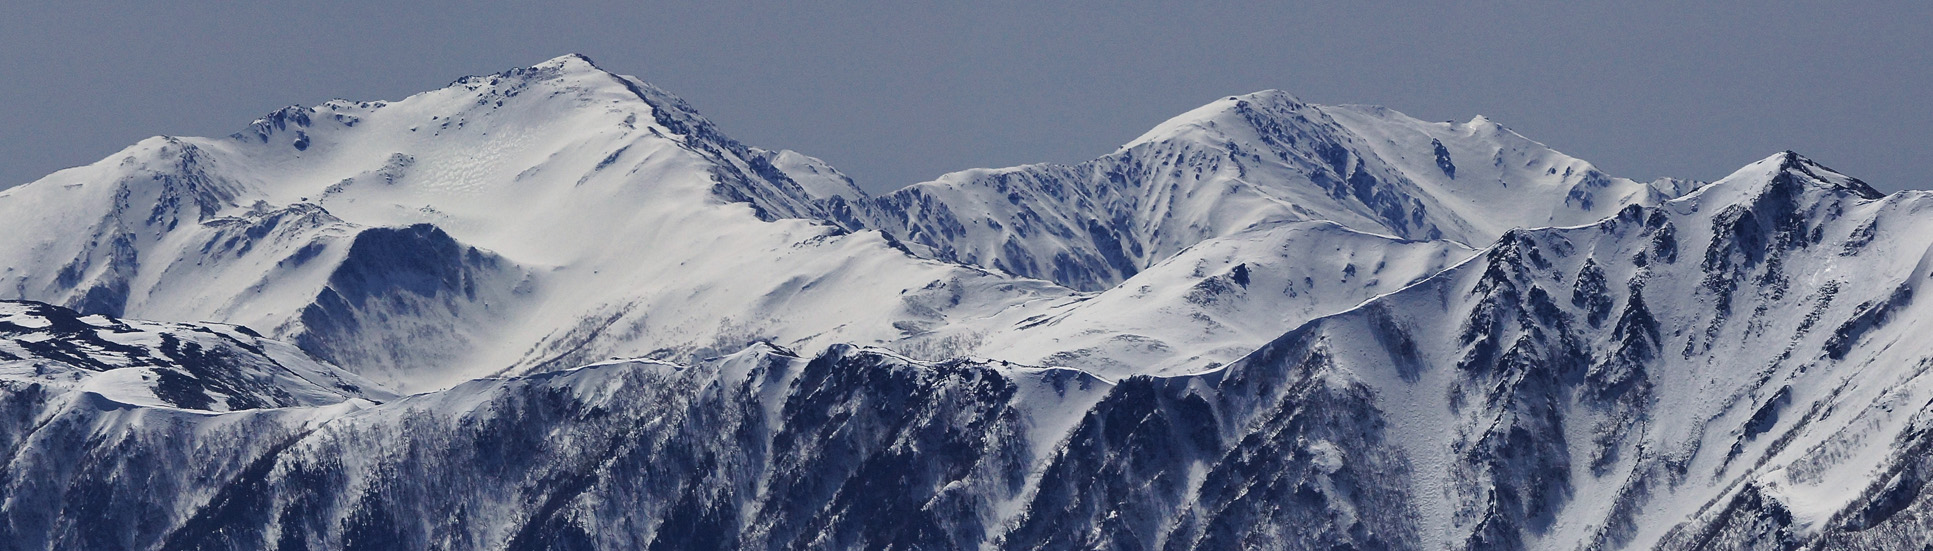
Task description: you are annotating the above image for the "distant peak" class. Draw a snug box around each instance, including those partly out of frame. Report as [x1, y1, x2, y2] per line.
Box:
[450, 53, 616, 89]
[1694, 151, 1885, 204]
[1772, 150, 1811, 172]
[1120, 89, 1318, 150]
[534, 53, 601, 72]
[1763, 150, 1882, 198]
[1233, 89, 1306, 105]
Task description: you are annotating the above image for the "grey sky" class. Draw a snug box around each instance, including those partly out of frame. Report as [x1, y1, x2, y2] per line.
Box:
[2, 2, 1928, 194]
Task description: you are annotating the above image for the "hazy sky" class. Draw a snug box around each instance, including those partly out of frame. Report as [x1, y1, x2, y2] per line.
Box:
[2, 2, 1928, 194]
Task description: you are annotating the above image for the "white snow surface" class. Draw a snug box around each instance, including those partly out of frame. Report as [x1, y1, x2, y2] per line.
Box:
[862, 90, 1689, 293]
[0, 55, 1074, 392]
[924, 220, 1472, 379]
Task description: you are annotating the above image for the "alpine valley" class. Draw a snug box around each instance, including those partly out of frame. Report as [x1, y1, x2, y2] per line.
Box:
[0, 55, 1927, 550]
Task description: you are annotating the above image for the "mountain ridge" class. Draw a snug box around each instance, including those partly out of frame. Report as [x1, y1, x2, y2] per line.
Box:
[1, 54, 1073, 391]
[851, 86, 1692, 292]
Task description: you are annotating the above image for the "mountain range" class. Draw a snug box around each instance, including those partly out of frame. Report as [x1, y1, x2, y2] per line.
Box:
[0, 54, 1927, 550]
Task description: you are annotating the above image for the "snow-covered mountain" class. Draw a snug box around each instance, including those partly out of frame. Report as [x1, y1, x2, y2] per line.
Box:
[1027, 151, 1931, 550]
[1, 55, 1654, 393]
[1, 55, 1695, 393]
[856, 90, 1688, 291]
[0, 55, 1068, 392]
[2, 54, 1930, 550]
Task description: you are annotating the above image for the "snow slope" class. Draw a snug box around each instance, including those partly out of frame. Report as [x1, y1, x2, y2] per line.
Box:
[927, 221, 1473, 379]
[0, 55, 1069, 392]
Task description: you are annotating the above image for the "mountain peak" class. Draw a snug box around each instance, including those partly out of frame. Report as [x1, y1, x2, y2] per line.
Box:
[1238, 88, 1305, 104]
[1120, 89, 1316, 150]
[1758, 150, 1882, 199]
[456, 52, 626, 91]
[535, 53, 601, 71]
[1681, 150, 1885, 211]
